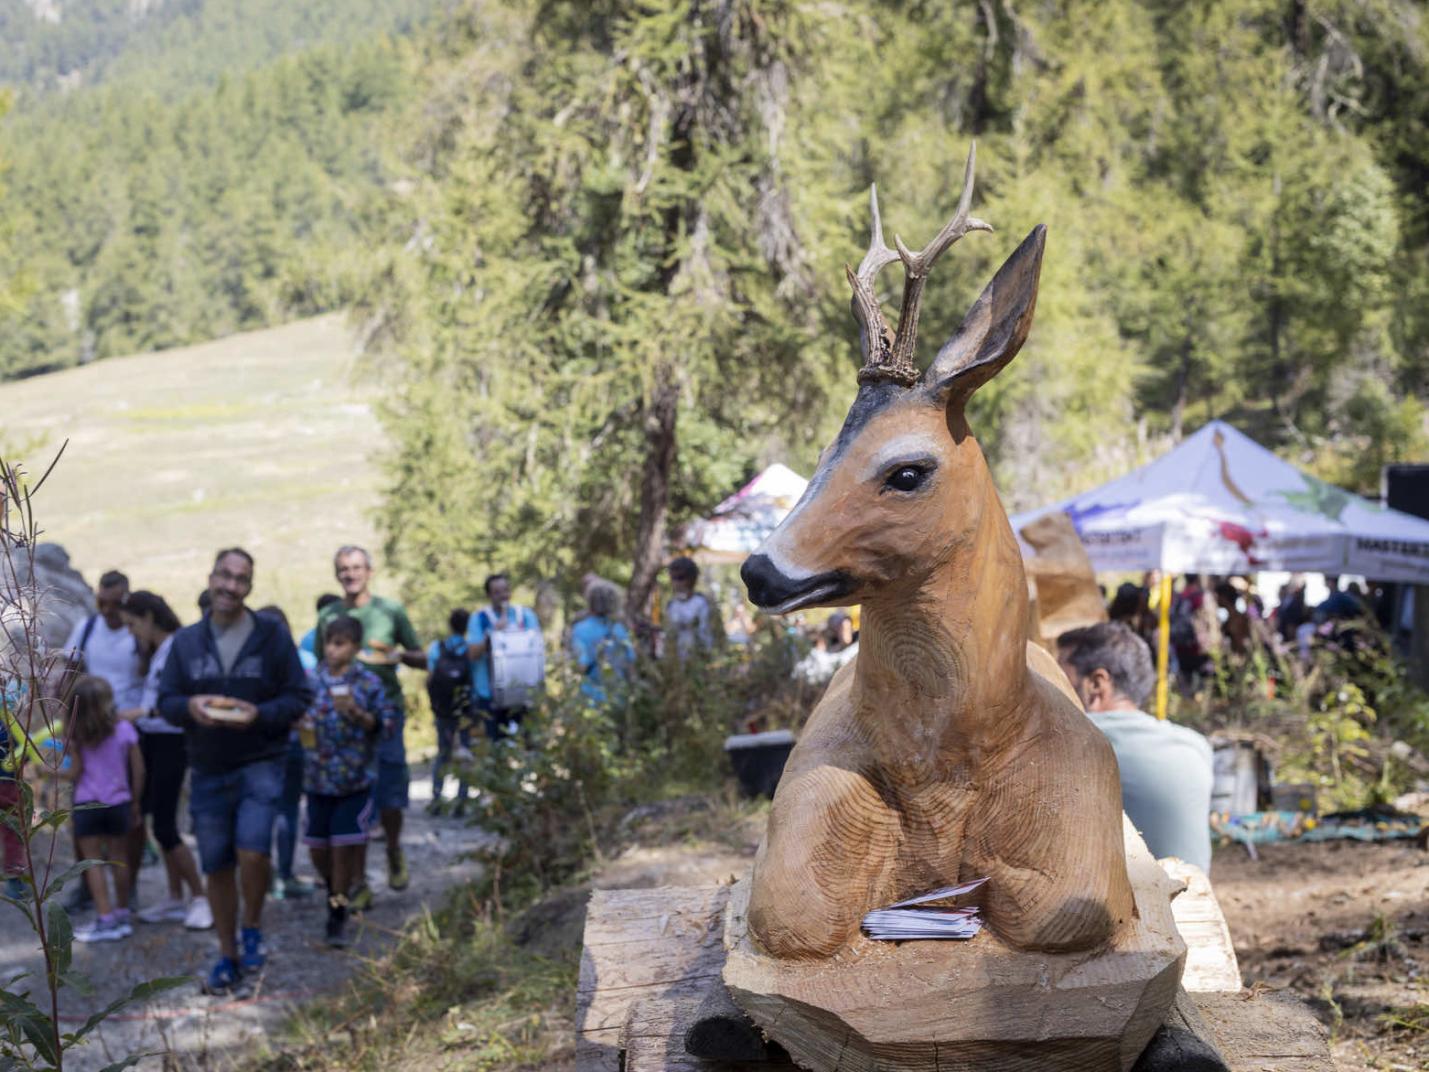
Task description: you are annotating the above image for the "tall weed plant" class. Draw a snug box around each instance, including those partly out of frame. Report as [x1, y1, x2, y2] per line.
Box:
[1, 450, 185, 1071]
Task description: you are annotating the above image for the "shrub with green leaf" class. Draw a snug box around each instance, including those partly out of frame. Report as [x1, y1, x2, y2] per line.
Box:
[460, 618, 808, 901]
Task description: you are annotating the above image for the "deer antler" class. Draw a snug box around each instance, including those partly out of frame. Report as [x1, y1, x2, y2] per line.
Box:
[849, 185, 904, 385]
[853, 144, 993, 388]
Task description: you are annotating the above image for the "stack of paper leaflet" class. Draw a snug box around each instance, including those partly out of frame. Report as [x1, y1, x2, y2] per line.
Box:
[859, 877, 987, 941]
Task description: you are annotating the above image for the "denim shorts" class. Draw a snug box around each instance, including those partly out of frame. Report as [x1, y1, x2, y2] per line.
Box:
[370, 760, 409, 811]
[305, 792, 372, 848]
[189, 757, 284, 874]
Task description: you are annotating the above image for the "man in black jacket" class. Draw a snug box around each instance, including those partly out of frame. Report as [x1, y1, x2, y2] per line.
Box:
[159, 548, 311, 995]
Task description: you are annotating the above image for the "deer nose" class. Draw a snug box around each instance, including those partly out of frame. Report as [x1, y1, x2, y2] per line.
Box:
[741, 554, 795, 608]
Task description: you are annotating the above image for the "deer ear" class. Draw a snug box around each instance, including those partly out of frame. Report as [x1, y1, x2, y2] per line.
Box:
[918, 225, 1046, 406]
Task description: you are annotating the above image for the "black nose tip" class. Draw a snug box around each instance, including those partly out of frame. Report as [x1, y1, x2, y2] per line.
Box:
[741, 553, 790, 608]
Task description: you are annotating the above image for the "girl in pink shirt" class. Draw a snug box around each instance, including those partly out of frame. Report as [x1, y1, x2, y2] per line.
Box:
[66, 676, 145, 942]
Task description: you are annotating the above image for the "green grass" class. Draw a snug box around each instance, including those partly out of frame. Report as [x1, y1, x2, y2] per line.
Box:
[0, 313, 391, 634]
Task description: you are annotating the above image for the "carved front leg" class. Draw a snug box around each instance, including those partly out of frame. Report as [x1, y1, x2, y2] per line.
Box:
[747, 765, 899, 959]
[963, 701, 1134, 952]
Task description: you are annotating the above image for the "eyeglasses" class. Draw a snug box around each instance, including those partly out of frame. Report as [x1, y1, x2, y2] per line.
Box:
[212, 569, 253, 588]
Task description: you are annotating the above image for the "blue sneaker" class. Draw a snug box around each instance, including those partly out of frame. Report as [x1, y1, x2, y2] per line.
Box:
[202, 956, 242, 996]
[240, 927, 267, 972]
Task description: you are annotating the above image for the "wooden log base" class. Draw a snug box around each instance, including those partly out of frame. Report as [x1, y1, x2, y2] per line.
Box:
[684, 976, 778, 1062]
[577, 884, 732, 1072]
[722, 823, 1187, 1072]
[1161, 859, 1241, 993]
[578, 879, 1333, 1072]
[1131, 989, 1229, 1072]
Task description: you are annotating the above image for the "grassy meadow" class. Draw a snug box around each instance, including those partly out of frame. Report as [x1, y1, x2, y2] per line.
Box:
[0, 314, 390, 633]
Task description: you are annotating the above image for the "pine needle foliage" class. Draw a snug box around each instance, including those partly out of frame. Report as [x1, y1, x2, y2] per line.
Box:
[363, 1, 847, 620]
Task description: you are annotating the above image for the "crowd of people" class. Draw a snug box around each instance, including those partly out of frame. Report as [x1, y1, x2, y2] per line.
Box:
[1104, 571, 1394, 691]
[0, 543, 729, 998]
[9, 548, 1341, 993]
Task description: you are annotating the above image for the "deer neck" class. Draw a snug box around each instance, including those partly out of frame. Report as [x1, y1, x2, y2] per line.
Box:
[852, 472, 1030, 772]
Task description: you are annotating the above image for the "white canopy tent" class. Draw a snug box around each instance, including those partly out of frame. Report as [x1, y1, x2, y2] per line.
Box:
[1010, 421, 1429, 584]
[685, 463, 808, 564]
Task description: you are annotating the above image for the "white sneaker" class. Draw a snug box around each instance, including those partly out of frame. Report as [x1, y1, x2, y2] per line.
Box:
[137, 897, 187, 924]
[74, 918, 129, 943]
[184, 896, 213, 931]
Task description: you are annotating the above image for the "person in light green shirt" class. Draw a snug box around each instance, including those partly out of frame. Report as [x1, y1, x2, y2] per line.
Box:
[315, 547, 424, 899]
[1056, 621, 1214, 874]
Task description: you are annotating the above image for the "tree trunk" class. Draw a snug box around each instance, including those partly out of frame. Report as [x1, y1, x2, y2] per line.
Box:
[1170, 337, 1192, 442]
[1267, 172, 1289, 428]
[626, 362, 680, 630]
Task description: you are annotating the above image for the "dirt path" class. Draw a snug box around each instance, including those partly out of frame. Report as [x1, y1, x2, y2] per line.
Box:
[1212, 838, 1428, 1072]
[1, 772, 496, 1071]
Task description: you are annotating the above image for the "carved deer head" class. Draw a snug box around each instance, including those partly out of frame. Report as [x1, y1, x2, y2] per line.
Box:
[742, 146, 1045, 613]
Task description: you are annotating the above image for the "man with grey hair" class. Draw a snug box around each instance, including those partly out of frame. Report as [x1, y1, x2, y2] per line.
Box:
[1056, 622, 1214, 872]
[315, 546, 424, 902]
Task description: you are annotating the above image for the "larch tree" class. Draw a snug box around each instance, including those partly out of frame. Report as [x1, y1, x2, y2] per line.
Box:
[366, 0, 842, 623]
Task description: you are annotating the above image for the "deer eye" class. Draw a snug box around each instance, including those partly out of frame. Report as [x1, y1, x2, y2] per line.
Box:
[884, 464, 930, 493]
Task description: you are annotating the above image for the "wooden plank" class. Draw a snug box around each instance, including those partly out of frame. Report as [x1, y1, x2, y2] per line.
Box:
[574, 1033, 621, 1072]
[1194, 990, 1335, 1072]
[575, 884, 732, 1072]
[623, 996, 787, 1072]
[1162, 858, 1242, 994]
[582, 885, 731, 947]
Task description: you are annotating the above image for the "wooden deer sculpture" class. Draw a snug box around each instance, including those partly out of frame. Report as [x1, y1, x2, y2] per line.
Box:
[740, 146, 1134, 960]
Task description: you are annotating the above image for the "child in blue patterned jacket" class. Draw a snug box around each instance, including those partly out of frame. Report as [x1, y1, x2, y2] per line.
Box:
[302, 614, 396, 947]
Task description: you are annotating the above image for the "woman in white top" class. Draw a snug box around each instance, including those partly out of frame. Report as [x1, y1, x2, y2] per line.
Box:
[120, 592, 210, 929]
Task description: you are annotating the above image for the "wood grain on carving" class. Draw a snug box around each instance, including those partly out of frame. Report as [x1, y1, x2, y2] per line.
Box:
[739, 156, 1133, 964]
[726, 821, 1185, 1072]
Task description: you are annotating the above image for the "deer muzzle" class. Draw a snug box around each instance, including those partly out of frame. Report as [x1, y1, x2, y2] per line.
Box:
[741, 554, 853, 615]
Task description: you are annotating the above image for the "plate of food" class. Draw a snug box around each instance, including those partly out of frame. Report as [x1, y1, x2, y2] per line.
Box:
[200, 698, 252, 724]
[357, 640, 400, 666]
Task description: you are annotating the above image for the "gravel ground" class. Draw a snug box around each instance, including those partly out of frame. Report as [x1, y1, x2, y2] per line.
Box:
[1, 771, 496, 1071]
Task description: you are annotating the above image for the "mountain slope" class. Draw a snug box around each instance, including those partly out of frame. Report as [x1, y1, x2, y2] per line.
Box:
[0, 314, 384, 624]
[0, 0, 443, 98]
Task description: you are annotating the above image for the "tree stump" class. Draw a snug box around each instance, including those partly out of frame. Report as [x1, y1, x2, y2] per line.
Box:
[722, 821, 1186, 1072]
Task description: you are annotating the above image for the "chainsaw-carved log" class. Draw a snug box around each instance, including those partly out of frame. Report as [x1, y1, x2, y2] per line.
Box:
[740, 146, 1132, 960]
[735, 145, 1180, 1068]
[723, 821, 1185, 1072]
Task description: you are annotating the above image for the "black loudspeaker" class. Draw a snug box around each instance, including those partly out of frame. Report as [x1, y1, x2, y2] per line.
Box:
[1384, 464, 1429, 522]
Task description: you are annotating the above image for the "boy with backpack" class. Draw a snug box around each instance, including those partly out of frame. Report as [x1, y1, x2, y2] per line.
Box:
[426, 609, 474, 814]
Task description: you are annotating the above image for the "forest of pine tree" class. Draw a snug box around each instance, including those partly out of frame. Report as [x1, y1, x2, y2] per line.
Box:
[4, 0, 1428, 616]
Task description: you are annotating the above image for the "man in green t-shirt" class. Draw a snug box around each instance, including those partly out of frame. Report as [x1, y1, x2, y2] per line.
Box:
[315, 546, 425, 898]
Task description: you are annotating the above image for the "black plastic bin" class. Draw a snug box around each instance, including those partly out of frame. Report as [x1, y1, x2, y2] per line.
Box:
[724, 730, 795, 799]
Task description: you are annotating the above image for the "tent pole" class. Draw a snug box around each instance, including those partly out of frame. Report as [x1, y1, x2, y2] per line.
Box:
[1155, 572, 1172, 720]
